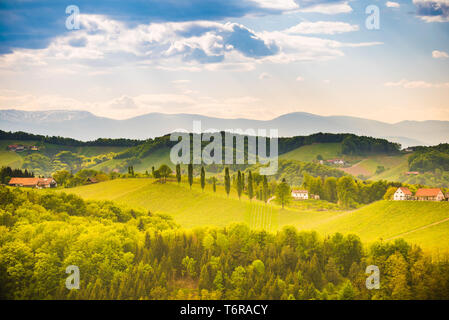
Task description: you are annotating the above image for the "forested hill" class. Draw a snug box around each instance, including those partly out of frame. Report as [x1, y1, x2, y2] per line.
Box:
[116, 132, 401, 161]
[0, 130, 144, 147]
[408, 144, 449, 172]
[1, 129, 400, 156]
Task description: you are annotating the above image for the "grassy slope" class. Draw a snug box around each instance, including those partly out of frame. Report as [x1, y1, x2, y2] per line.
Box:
[0, 151, 23, 168]
[0, 139, 128, 169]
[280, 143, 342, 162]
[90, 147, 172, 172]
[53, 179, 449, 251]
[340, 154, 409, 178]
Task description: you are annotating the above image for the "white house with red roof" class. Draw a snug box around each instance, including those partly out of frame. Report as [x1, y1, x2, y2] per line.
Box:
[394, 187, 413, 201]
[292, 189, 308, 200]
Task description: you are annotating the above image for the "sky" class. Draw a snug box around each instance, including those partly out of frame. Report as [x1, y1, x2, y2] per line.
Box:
[0, 0, 448, 123]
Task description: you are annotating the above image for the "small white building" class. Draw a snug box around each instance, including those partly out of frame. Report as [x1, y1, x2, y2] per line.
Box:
[393, 187, 412, 201]
[292, 189, 308, 200]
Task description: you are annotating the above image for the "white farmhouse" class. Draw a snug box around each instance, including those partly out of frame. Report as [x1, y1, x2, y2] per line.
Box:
[393, 187, 412, 201]
[292, 189, 308, 200]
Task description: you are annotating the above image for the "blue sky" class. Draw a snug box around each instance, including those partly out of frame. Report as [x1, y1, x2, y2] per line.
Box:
[0, 0, 448, 122]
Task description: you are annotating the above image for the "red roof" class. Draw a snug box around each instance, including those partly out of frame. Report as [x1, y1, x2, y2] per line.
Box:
[415, 188, 442, 197]
[9, 177, 55, 187]
[9, 177, 39, 186]
[398, 187, 412, 195]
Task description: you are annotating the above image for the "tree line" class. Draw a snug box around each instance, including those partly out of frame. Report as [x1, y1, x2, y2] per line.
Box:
[1, 186, 448, 300]
[0, 130, 143, 147]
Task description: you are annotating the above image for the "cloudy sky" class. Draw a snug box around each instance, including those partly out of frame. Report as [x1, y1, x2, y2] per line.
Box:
[0, 0, 448, 122]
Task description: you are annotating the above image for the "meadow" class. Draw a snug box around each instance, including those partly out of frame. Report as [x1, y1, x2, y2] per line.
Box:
[52, 178, 449, 251]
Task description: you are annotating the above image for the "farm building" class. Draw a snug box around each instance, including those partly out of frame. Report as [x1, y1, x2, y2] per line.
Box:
[9, 177, 57, 189]
[292, 189, 308, 200]
[415, 188, 445, 202]
[86, 177, 99, 184]
[394, 187, 413, 201]
[326, 159, 345, 165]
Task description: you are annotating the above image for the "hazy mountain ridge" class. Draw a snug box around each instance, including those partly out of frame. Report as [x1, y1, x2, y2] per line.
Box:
[1, 109, 448, 147]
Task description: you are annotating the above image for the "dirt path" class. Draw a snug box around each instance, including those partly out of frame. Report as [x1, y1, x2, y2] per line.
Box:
[386, 216, 449, 240]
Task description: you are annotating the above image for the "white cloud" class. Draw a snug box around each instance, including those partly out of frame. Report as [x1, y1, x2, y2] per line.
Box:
[0, 14, 382, 75]
[385, 79, 449, 88]
[296, 76, 304, 81]
[172, 80, 191, 84]
[0, 89, 267, 120]
[285, 21, 359, 35]
[259, 72, 272, 79]
[432, 50, 449, 58]
[386, 1, 400, 8]
[298, 2, 353, 15]
[109, 96, 138, 109]
[413, 0, 449, 22]
[253, 0, 299, 10]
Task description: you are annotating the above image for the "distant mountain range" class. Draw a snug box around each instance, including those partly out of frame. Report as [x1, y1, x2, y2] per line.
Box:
[1, 109, 448, 147]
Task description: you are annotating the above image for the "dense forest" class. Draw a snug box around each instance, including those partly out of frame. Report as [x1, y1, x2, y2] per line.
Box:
[279, 133, 400, 155]
[1, 186, 448, 300]
[0, 130, 144, 147]
[408, 144, 449, 172]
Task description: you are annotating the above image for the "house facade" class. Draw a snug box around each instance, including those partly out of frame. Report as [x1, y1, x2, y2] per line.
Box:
[394, 187, 412, 201]
[9, 177, 57, 189]
[415, 188, 445, 201]
[292, 189, 308, 200]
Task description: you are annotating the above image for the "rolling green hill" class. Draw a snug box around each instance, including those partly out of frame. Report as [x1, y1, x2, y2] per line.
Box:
[49, 179, 449, 251]
[280, 142, 342, 162]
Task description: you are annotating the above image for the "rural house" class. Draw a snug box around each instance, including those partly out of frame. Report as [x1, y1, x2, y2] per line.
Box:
[9, 177, 57, 189]
[394, 187, 413, 201]
[415, 188, 445, 201]
[292, 189, 308, 200]
[86, 177, 99, 184]
[326, 159, 345, 165]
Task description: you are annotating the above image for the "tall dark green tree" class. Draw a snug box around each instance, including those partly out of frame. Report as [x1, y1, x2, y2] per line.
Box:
[248, 170, 254, 201]
[212, 177, 217, 193]
[176, 164, 181, 184]
[200, 166, 205, 192]
[188, 163, 193, 189]
[237, 171, 243, 200]
[224, 167, 230, 197]
[262, 175, 269, 203]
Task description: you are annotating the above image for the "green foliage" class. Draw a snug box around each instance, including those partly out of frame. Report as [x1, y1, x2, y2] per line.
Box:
[275, 179, 291, 209]
[236, 171, 243, 199]
[247, 170, 254, 201]
[0, 167, 34, 184]
[0, 130, 143, 147]
[224, 167, 230, 197]
[408, 144, 449, 172]
[200, 167, 205, 191]
[188, 164, 193, 189]
[271, 159, 345, 186]
[341, 135, 400, 155]
[1, 186, 448, 300]
[176, 164, 181, 184]
[336, 176, 359, 209]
